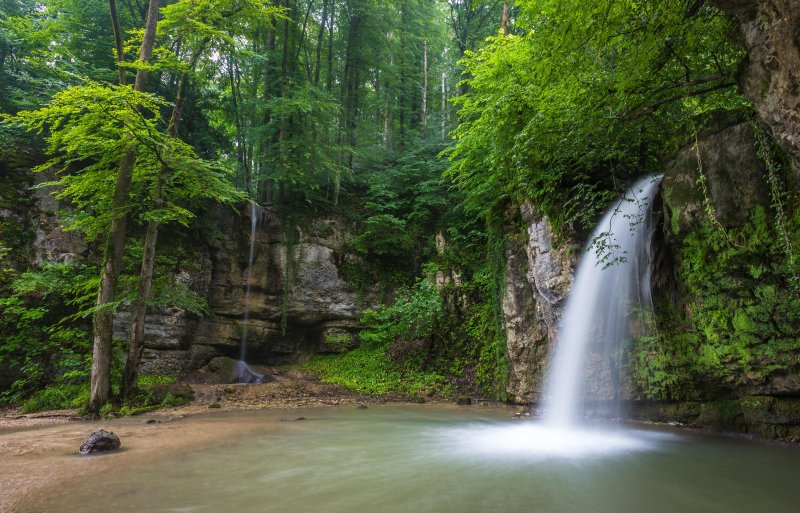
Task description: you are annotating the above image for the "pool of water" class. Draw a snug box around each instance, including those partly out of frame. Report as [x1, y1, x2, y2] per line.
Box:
[25, 406, 800, 513]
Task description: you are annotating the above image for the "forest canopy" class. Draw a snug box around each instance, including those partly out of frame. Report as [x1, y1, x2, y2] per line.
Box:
[3, 0, 789, 413]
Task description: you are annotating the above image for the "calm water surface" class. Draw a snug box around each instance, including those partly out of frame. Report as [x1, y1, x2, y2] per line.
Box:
[27, 406, 800, 513]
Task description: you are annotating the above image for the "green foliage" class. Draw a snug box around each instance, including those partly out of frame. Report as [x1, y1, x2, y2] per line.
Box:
[446, 0, 748, 229]
[351, 138, 450, 255]
[305, 345, 448, 396]
[118, 240, 211, 317]
[359, 274, 444, 351]
[631, 207, 800, 400]
[0, 262, 96, 402]
[6, 82, 246, 241]
[313, 251, 509, 400]
[20, 382, 89, 413]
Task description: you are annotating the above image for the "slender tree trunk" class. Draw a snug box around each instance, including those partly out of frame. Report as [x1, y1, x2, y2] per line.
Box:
[279, 13, 290, 203]
[121, 41, 207, 401]
[293, 0, 315, 73]
[89, 0, 160, 416]
[441, 70, 447, 140]
[228, 54, 251, 192]
[422, 39, 428, 127]
[502, 2, 510, 36]
[109, 0, 126, 85]
[0, 44, 7, 75]
[313, 0, 329, 84]
[326, 1, 335, 93]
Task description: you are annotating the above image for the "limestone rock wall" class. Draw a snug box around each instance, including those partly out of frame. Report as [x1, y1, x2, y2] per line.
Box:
[710, 0, 800, 175]
[114, 206, 377, 374]
[502, 204, 577, 403]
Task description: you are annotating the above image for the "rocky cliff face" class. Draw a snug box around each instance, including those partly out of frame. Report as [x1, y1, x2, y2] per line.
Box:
[502, 117, 800, 439]
[115, 206, 377, 375]
[5, 145, 379, 378]
[710, 0, 800, 175]
[502, 204, 577, 403]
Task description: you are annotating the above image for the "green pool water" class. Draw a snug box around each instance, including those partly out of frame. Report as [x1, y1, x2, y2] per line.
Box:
[25, 406, 800, 513]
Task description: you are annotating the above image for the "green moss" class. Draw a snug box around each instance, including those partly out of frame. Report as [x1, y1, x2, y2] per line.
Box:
[322, 332, 355, 352]
[633, 202, 800, 400]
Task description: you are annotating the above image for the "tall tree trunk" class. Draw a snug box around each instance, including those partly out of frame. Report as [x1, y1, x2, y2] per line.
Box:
[228, 54, 251, 192]
[422, 39, 428, 127]
[121, 41, 208, 401]
[89, 0, 160, 416]
[108, 0, 126, 85]
[502, 2, 510, 36]
[441, 70, 447, 140]
[279, 13, 290, 203]
[313, 0, 329, 84]
[326, 1, 335, 92]
[293, 0, 315, 74]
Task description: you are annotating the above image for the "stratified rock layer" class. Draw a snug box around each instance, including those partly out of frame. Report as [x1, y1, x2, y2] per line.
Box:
[111, 206, 376, 374]
[710, 0, 800, 174]
[503, 204, 577, 403]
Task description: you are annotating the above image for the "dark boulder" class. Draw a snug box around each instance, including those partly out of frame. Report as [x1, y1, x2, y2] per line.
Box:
[79, 429, 121, 454]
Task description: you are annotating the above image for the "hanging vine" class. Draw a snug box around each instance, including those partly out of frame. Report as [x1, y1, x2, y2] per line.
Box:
[751, 121, 799, 292]
[693, 133, 745, 248]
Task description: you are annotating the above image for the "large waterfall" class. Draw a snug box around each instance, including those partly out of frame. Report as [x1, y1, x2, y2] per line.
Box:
[445, 176, 668, 459]
[543, 175, 662, 425]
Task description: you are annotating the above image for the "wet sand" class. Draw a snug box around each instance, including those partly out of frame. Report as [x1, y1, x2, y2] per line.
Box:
[0, 374, 380, 513]
[1, 412, 251, 511]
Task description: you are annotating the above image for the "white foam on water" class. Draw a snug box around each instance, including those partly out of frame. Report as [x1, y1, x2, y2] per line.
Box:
[435, 422, 676, 461]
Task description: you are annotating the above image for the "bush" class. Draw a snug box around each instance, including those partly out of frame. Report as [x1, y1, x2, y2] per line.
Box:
[21, 383, 89, 413]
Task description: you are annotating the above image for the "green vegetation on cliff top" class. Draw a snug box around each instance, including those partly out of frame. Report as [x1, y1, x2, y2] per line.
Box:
[1, 0, 797, 410]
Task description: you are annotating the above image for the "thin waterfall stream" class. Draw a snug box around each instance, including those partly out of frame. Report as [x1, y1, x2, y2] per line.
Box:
[234, 203, 265, 384]
[240, 203, 258, 362]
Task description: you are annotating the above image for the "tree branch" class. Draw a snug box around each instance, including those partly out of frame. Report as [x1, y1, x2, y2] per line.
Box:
[619, 80, 736, 121]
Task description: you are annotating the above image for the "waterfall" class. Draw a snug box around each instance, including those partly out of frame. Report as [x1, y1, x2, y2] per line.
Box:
[542, 175, 662, 426]
[240, 203, 258, 362]
[235, 203, 265, 384]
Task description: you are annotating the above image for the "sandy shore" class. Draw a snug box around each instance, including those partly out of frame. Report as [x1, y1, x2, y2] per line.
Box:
[0, 374, 381, 513]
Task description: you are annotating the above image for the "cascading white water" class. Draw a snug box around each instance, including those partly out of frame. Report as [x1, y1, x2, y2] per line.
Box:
[543, 175, 662, 426]
[235, 204, 265, 384]
[433, 177, 665, 459]
[239, 203, 258, 362]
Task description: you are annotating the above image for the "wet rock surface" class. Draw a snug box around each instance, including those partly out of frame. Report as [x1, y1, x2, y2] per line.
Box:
[709, 0, 800, 175]
[79, 430, 121, 454]
[502, 204, 577, 404]
[107, 206, 379, 375]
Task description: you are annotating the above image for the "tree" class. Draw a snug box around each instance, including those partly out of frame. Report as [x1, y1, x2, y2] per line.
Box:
[89, 0, 160, 416]
[446, 0, 746, 228]
[121, 0, 281, 399]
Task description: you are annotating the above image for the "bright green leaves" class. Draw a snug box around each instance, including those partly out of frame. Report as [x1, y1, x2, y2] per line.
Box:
[6, 81, 245, 239]
[121, 0, 285, 77]
[351, 214, 413, 256]
[447, 0, 749, 229]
